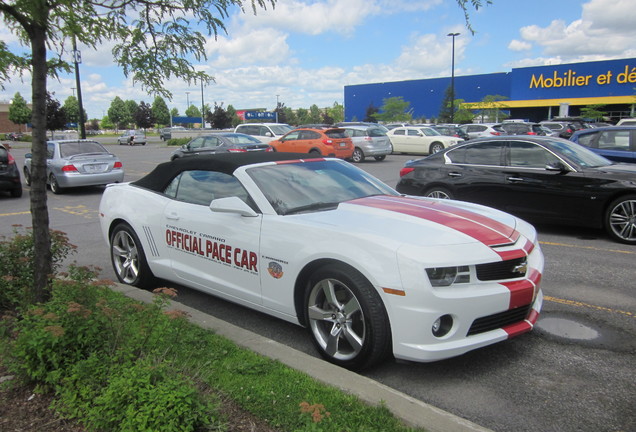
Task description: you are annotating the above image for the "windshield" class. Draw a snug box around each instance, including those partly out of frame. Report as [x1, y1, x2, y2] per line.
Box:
[270, 125, 293, 135]
[548, 139, 612, 168]
[247, 159, 397, 215]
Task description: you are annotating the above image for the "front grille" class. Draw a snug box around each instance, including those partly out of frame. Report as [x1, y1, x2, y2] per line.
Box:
[476, 257, 526, 281]
[467, 304, 531, 336]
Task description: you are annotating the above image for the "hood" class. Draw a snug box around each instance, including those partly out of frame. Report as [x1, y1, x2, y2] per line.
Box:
[298, 195, 521, 249]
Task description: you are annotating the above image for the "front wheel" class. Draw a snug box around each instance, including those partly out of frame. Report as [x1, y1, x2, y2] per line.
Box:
[605, 195, 636, 245]
[305, 263, 391, 370]
[374, 155, 386, 161]
[351, 148, 365, 163]
[110, 223, 155, 287]
[429, 142, 445, 154]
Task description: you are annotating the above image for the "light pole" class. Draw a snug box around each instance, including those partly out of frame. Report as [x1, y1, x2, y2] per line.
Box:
[276, 94, 280, 123]
[447, 32, 460, 123]
[185, 91, 190, 111]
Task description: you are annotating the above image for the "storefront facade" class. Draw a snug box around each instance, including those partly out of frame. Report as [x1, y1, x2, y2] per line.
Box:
[344, 57, 636, 123]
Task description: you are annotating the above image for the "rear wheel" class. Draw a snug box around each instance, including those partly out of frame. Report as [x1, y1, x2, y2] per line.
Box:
[305, 263, 391, 370]
[351, 148, 365, 163]
[10, 184, 22, 198]
[605, 195, 636, 245]
[110, 223, 155, 287]
[49, 174, 62, 194]
[424, 186, 453, 200]
[374, 155, 386, 161]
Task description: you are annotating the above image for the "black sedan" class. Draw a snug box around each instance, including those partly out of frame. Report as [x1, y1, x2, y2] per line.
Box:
[170, 133, 272, 160]
[396, 136, 636, 245]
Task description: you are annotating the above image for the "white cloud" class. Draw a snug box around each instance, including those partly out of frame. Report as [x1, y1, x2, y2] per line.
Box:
[508, 39, 532, 51]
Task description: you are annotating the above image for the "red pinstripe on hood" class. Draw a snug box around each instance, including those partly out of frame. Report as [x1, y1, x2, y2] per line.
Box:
[349, 195, 520, 247]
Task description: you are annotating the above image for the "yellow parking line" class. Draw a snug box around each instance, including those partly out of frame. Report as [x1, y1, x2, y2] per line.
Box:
[540, 241, 635, 255]
[0, 211, 30, 217]
[544, 295, 634, 318]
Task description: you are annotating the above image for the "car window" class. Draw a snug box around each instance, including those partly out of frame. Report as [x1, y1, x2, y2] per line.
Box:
[227, 134, 262, 144]
[575, 132, 597, 147]
[269, 125, 292, 135]
[394, 129, 406, 136]
[203, 136, 220, 148]
[509, 141, 560, 168]
[59, 141, 108, 157]
[164, 170, 250, 206]
[598, 130, 630, 150]
[407, 129, 420, 136]
[324, 129, 347, 139]
[368, 128, 386, 137]
[420, 128, 439, 136]
[282, 131, 301, 141]
[188, 137, 205, 149]
[47, 143, 55, 159]
[448, 141, 504, 165]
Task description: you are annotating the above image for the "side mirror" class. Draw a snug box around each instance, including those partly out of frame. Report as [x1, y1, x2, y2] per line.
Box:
[209, 196, 258, 217]
[265, 131, 273, 137]
[546, 161, 569, 172]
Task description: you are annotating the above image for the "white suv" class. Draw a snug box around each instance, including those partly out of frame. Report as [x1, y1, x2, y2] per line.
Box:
[234, 123, 292, 143]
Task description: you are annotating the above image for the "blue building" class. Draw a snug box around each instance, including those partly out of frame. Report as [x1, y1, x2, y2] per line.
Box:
[344, 57, 636, 122]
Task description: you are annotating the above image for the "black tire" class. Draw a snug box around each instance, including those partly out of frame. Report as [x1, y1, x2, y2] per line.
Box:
[351, 148, 365, 163]
[49, 174, 62, 194]
[10, 184, 22, 198]
[23, 167, 31, 186]
[309, 149, 321, 156]
[109, 223, 155, 288]
[374, 155, 386, 161]
[605, 194, 636, 245]
[424, 186, 453, 200]
[304, 263, 391, 370]
[429, 142, 444, 154]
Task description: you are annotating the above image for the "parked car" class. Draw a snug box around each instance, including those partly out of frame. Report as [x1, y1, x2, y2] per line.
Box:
[24, 140, 124, 194]
[341, 125, 392, 162]
[616, 118, 636, 126]
[118, 130, 147, 145]
[170, 133, 272, 160]
[431, 125, 469, 141]
[234, 123, 292, 143]
[269, 127, 354, 159]
[160, 126, 186, 141]
[570, 126, 636, 163]
[99, 152, 543, 369]
[4, 132, 24, 141]
[539, 121, 578, 139]
[387, 126, 461, 155]
[458, 123, 502, 139]
[0, 142, 22, 197]
[396, 136, 636, 245]
[495, 122, 554, 136]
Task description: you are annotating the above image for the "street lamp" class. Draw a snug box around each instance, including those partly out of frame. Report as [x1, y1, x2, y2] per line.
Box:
[447, 32, 460, 123]
[276, 94, 280, 123]
[185, 91, 190, 111]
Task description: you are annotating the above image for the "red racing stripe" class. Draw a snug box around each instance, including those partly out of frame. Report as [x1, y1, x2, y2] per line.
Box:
[500, 267, 542, 309]
[350, 196, 519, 247]
[503, 320, 532, 338]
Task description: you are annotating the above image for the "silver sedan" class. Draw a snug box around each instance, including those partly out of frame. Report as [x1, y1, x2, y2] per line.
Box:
[23, 140, 125, 194]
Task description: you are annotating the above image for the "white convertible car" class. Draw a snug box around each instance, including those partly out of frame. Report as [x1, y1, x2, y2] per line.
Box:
[99, 152, 544, 370]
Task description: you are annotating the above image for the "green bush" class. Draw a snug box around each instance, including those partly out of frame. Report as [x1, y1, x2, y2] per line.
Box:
[166, 137, 190, 147]
[0, 227, 75, 309]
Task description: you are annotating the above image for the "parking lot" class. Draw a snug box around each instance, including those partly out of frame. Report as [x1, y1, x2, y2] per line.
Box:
[1, 137, 634, 432]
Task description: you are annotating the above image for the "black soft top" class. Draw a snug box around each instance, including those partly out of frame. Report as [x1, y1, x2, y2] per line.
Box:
[132, 152, 314, 192]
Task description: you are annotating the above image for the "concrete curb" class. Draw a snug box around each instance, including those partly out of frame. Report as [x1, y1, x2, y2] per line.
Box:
[111, 284, 492, 432]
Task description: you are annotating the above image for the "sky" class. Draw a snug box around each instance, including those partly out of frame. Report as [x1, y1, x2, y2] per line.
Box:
[1, 0, 636, 120]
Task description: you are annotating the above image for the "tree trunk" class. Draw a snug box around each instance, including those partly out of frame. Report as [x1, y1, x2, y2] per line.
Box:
[29, 24, 53, 304]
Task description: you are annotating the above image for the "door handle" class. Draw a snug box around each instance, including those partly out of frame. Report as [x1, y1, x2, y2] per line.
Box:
[506, 176, 524, 182]
[166, 212, 180, 220]
[448, 172, 462, 177]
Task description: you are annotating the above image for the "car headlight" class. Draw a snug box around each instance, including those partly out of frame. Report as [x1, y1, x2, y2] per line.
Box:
[426, 266, 470, 287]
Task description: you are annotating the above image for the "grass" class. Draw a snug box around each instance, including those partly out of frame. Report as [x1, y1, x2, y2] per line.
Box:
[0, 226, 424, 431]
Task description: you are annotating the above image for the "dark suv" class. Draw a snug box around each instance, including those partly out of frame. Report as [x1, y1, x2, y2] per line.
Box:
[0, 143, 22, 197]
[540, 121, 578, 138]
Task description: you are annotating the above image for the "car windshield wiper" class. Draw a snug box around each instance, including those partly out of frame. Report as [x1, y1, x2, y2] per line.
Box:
[282, 201, 340, 215]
